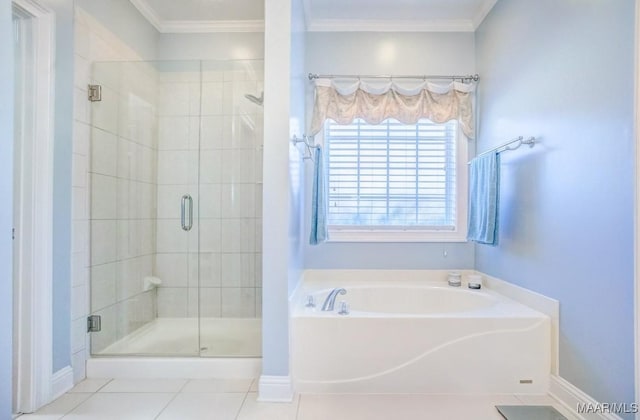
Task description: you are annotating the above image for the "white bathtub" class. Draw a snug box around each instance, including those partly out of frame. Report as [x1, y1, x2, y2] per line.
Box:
[291, 270, 551, 394]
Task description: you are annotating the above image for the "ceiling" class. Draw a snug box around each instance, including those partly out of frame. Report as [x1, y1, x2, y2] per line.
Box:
[130, 0, 497, 33]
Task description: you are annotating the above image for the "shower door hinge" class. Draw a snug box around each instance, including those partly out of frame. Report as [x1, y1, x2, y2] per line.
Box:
[87, 315, 102, 332]
[88, 84, 102, 102]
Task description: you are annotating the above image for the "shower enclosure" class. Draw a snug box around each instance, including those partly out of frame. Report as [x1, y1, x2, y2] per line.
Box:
[88, 60, 263, 358]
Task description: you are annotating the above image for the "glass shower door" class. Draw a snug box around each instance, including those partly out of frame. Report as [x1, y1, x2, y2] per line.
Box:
[88, 59, 263, 358]
[89, 60, 201, 356]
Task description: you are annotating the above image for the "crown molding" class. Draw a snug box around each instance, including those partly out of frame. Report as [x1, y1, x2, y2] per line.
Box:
[130, 0, 264, 33]
[307, 18, 476, 32]
[472, 0, 498, 30]
[160, 19, 264, 33]
[129, 0, 163, 31]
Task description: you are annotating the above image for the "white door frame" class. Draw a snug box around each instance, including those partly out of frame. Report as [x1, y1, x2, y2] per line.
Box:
[11, 0, 55, 414]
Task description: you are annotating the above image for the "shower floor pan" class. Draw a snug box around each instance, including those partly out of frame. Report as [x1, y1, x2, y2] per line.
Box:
[97, 317, 262, 357]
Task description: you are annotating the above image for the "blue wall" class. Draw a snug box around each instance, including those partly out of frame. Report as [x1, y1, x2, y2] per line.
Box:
[476, 0, 635, 410]
[0, 0, 14, 416]
[289, 0, 306, 295]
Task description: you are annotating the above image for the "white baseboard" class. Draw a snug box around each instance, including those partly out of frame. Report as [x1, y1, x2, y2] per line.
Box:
[257, 375, 294, 402]
[51, 366, 74, 400]
[549, 375, 624, 420]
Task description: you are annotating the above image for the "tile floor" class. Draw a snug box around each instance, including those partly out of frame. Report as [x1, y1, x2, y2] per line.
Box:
[18, 378, 581, 420]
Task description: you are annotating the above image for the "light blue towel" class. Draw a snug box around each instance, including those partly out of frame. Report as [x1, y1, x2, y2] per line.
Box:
[467, 152, 500, 245]
[309, 147, 328, 245]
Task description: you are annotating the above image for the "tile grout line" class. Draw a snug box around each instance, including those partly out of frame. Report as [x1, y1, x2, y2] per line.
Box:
[177, 378, 191, 393]
[248, 377, 258, 394]
[233, 387, 252, 420]
[295, 393, 302, 420]
[58, 377, 115, 418]
[55, 392, 96, 419]
[94, 378, 114, 393]
[152, 390, 182, 420]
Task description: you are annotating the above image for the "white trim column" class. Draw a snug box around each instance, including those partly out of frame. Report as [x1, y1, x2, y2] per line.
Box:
[260, 0, 295, 402]
[11, 0, 57, 413]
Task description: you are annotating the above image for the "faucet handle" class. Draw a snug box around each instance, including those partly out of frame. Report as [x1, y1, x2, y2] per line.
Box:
[338, 301, 349, 315]
[305, 295, 315, 308]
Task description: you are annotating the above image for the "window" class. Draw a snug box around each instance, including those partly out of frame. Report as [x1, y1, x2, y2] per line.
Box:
[325, 118, 467, 242]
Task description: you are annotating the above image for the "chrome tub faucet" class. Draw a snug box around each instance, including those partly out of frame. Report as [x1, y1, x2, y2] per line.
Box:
[321, 288, 347, 311]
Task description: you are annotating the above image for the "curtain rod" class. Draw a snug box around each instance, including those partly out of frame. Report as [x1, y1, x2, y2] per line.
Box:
[469, 136, 536, 164]
[308, 73, 480, 82]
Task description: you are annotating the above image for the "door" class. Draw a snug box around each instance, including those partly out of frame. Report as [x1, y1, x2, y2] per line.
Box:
[88, 60, 201, 356]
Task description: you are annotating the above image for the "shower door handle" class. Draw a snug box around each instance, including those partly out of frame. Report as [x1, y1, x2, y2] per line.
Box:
[181, 194, 193, 231]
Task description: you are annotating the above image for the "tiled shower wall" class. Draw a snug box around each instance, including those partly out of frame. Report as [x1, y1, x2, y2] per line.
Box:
[154, 65, 264, 319]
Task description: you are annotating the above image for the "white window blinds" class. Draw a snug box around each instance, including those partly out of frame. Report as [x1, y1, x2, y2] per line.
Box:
[325, 118, 458, 230]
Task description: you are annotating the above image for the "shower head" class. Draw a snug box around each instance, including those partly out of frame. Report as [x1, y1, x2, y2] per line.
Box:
[244, 91, 264, 106]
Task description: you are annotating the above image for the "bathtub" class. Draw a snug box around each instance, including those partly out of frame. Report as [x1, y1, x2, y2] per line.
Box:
[291, 270, 551, 394]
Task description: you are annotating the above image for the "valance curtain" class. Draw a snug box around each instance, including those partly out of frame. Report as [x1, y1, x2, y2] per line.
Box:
[309, 78, 476, 140]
